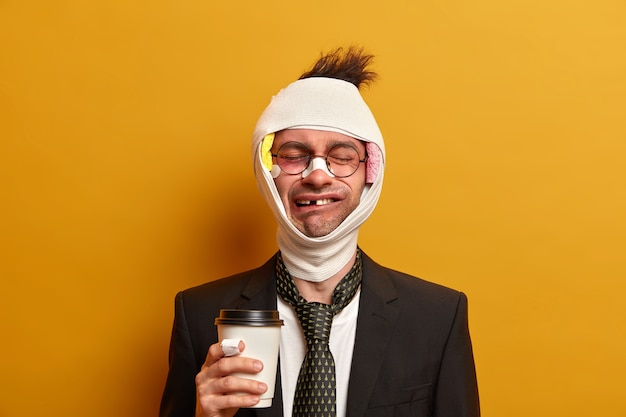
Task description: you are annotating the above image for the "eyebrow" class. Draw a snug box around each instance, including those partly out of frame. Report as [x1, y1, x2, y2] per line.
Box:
[327, 139, 367, 155]
[275, 134, 366, 153]
[327, 139, 358, 147]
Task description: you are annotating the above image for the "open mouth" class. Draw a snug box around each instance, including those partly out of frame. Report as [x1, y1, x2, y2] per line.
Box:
[295, 198, 336, 207]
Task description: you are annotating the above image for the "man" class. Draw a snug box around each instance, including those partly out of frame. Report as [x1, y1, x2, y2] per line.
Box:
[160, 46, 480, 417]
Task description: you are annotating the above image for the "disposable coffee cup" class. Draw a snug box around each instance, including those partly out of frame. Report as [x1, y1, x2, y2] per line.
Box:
[215, 309, 284, 408]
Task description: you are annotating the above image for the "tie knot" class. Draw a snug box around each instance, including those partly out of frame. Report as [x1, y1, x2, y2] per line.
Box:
[296, 302, 334, 343]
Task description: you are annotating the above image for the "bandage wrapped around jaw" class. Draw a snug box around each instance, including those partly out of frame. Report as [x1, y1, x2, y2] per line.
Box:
[252, 77, 386, 282]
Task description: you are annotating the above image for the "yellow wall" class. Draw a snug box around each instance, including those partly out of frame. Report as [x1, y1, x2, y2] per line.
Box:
[1, 1, 625, 416]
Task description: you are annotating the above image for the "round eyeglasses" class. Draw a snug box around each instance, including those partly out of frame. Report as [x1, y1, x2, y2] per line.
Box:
[271, 141, 368, 178]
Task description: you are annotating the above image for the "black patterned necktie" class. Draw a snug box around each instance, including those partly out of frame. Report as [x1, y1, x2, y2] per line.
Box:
[276, 250, 362, 417]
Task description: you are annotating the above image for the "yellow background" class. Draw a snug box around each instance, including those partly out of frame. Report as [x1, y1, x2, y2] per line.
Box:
[1, 1, 625, 416]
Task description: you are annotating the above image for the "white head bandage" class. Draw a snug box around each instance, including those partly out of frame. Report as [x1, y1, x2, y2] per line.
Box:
[252, 77, 386, 282]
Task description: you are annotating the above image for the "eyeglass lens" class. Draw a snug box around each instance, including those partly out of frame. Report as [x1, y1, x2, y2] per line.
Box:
[274, 142, 364, 178]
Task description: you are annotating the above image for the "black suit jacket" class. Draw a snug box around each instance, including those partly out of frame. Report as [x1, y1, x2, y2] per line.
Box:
[160, 252, 480, 417]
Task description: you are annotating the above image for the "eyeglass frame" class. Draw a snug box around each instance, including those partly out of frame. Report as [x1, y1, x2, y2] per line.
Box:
[271, 141, 368, 178]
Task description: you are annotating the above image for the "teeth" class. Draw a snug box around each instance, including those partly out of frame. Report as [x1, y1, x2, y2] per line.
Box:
[296, 199, 334, 206]
[315, 199, 333, 205]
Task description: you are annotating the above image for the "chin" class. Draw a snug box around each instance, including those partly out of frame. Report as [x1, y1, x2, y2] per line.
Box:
[301, 220, 344, 238]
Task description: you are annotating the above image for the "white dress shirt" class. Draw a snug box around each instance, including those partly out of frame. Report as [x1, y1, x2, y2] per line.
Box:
[277, 290, 361, 417]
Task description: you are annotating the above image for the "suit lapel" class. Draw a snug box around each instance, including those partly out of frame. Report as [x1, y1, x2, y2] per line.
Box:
[346, 253, 399, 417]
[235, 254, 279, 311]
[234, 252, 398, 417]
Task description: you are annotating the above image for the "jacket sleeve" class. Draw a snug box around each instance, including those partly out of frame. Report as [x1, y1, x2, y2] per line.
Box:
[160, 292, 200, 417]
[433, 292, 480, 417]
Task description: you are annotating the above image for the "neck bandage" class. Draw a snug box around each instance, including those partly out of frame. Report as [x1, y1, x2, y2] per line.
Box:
[252, 77, 386, 282]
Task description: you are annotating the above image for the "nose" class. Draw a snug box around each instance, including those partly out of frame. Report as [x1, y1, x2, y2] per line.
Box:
[301, 157, 335, 179]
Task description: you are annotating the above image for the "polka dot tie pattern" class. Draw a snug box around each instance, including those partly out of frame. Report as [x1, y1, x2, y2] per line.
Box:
[276, 250, 362, 417]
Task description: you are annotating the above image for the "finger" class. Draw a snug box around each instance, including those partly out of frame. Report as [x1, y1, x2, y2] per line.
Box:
[206, 342, 225, 364]
[220, 339, 246, 357]
[210, 355, 264, 379]
[204, 339, 247, 365]
[196, 392, 262, 416]
[195, 374, 267, 410]
[211, 375, 268, 397]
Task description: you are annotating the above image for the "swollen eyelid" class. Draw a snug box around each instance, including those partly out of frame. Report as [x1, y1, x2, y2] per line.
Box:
[282, 154, 308, 161]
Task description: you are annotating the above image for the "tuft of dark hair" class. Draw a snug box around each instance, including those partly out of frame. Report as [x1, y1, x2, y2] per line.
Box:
[298, 45, 378, 90]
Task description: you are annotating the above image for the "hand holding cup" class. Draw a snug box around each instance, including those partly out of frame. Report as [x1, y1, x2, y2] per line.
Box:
[195, 339, 268, 417]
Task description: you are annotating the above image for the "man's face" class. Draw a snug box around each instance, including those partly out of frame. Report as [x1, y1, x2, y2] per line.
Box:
[272, 129, 367, 238]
